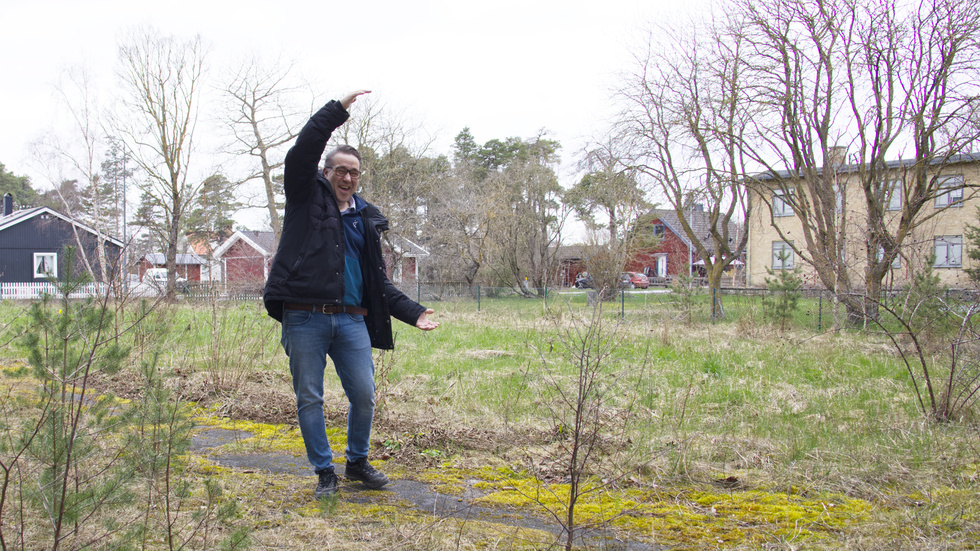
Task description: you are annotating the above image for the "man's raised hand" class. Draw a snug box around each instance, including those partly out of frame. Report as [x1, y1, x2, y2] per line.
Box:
[340, 90, 371, 110]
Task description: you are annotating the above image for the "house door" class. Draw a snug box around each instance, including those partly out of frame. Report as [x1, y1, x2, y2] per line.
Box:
[656, 255, 667, 277]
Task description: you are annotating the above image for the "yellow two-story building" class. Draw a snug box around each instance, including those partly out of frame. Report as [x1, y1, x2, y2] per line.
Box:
[747, 153, 980, 289]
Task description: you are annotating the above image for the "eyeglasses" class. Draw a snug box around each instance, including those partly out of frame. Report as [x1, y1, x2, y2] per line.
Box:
[326, 166, 362, 179]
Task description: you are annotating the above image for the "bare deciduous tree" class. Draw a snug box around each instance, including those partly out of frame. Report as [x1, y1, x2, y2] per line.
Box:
[619, 12, 752, 313]
[565, 138, 653, 297]
[739, 0, 980, 322]
[426, 161, 498, 288]
[420, 128, 500, 289]
[329, 95, 442, 274]
[567, 138, 649, 247]
[488, 135, 567, 295]
[526, 301, 646, 550]
[115, 26, 209, 300]
[30, 66, 120, 282]
[428, 130, 567, 293]
[222, 56, 308, 242]
[626, 0, 980, 324]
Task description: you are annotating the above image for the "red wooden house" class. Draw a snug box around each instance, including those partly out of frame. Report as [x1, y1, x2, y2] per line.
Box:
[627, 206, 743, 283]
[382, 234, 428, 285]
[137, 253, 205, 282]
[212, 230, 276, 286]
[557, 245, 588, 287]
[211, 230, 428, 287]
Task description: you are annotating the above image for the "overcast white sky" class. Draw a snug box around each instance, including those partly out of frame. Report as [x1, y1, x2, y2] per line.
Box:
[1, 0, 699, 230]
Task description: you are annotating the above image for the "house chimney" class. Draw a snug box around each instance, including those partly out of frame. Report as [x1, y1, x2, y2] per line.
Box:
[827, 146, 846, 169]
[2, 193, 12, 217]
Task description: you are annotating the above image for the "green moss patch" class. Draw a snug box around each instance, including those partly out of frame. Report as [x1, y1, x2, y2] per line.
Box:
[193, 414, 321, 455]
[449, 469, 877, 547]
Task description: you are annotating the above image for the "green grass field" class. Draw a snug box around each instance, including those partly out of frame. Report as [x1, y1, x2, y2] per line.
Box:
[0, 295, 977, 549]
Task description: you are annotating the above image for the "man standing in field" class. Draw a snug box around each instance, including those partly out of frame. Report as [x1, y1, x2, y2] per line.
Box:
[264, 90, 439, 498]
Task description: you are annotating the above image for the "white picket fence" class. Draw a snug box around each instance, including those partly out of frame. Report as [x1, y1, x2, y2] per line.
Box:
[0, 282, 109, 300]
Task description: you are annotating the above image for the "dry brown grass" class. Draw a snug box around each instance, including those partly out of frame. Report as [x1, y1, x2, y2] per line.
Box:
[3, 301, 980, 549]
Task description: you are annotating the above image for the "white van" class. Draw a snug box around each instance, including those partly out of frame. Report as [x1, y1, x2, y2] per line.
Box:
[143, 268, 188, 289]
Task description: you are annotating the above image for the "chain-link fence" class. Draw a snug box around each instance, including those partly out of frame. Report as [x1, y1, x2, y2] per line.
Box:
[384, 282, 827, 330]
[386, 282, 980, 334]
[163, 280, 980, 335]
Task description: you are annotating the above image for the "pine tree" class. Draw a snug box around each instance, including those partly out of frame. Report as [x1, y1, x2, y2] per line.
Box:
[185, 174, 240, 245]
[763, 261, 803, 331]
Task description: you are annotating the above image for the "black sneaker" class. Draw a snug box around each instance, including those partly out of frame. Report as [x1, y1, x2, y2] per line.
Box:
[314, 470, 338, 498]
[345, 459, 389, 489]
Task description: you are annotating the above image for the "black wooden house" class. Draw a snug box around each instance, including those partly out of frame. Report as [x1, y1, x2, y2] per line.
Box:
[0, 193, 124, 283]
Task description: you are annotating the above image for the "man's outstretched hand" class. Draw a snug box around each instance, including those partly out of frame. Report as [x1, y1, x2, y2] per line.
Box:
[340, 90, 371, 110]
[416, 309, 439, 331]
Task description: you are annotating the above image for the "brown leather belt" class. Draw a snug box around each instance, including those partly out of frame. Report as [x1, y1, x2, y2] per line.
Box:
[284, 302, 368, 316]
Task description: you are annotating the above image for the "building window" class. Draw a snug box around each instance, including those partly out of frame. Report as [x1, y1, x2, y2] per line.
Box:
[771, 241, 794, 270]
[934, 236, 962, 268]
[652, 223, 665, 237]
[935, 175, 964, 208]
[877, 246, 902, 269]
[33, 252, 57, 279]
[884, 180, 903, 211]
[773, 189, 794, 217]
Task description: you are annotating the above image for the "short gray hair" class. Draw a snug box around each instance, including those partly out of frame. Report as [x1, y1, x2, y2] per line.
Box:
[324, 145, 361, 168]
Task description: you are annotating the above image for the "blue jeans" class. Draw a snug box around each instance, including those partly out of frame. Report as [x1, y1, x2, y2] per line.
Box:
[280, 309, 376, 473]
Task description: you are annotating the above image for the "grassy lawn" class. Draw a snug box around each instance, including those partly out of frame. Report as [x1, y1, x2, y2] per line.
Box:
[0, 295, 977, 549]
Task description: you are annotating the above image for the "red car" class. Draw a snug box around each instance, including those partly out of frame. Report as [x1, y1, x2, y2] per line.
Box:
[621, 272, 649, 289]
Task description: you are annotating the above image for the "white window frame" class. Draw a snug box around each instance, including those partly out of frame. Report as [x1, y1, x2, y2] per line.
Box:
[773, 189, 794, 217]
[935, 175, 964, 208]
[772, 241, 795, 270]
[877, 246, 902, 270]
[33, 252, 57, 279]
[934, 236, 963, 268]
[884, 179, 903, 212]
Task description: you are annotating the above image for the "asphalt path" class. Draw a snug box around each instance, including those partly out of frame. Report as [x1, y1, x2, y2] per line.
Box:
[191, 426, 660, 550]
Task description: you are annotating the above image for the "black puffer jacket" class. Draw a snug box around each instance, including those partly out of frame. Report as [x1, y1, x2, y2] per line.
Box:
[263, 100, 425, 350]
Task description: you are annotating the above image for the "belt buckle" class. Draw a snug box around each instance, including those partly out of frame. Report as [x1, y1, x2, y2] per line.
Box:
[321, 304, 330, 314]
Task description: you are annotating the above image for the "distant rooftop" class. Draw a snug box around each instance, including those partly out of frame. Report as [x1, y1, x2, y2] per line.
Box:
[754, 151, 980, 181]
